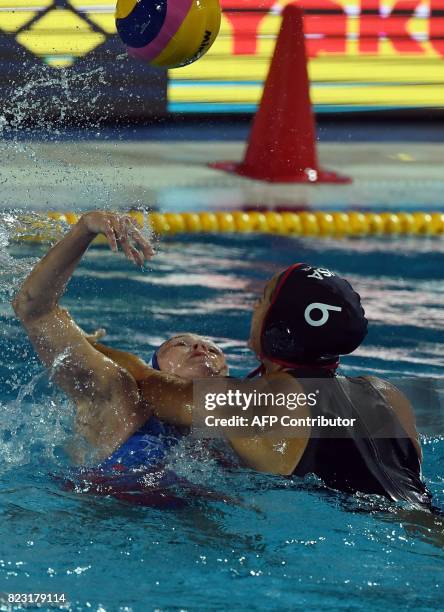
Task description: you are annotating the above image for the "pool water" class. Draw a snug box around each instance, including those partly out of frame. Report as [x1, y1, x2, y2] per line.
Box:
[1, 231, 443, 611]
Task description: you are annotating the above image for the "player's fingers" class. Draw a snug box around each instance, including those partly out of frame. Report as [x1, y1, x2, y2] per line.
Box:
[104, 219, 118, 252]
[126, 215, 143, 230]
[119, 232, 137, 264]
[121, 217, 154, 262]
[110, 217, 134, 261]
[129, 244, 144, 266]
[130, 227, 155, 259]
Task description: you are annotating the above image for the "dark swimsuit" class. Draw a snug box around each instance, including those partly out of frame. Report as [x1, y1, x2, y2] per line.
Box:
[286, 369, 432, 508]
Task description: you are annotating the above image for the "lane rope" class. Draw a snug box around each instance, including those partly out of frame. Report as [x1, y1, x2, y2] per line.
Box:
[10, 210, 444, 243]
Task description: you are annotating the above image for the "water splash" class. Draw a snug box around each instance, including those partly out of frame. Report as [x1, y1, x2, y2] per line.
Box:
[0, 211, 68, 303]
[0, 372, 73, 474]
[0, 64, 150, 211]
[0, 65, 110, 139]
[0, 211, 75, 473]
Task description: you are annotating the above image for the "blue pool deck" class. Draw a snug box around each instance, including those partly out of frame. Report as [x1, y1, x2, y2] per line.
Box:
[0, 124, 443, 213]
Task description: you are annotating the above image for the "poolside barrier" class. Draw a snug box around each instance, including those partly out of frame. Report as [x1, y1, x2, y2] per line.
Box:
[11, 211, 444, 244]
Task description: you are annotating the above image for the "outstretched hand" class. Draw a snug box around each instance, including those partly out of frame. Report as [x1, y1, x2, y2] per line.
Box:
[80, 211, 154, 266]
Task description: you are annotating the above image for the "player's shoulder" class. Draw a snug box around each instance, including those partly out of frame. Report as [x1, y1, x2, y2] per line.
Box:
[362, 375, 406, 402]
[362, 375, 421, 457]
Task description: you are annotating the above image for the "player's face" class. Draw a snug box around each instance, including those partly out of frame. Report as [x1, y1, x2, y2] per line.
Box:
[157, 334, 228, 379]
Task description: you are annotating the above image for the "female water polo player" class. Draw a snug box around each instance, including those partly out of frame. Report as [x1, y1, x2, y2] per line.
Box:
[12, 211, 228, 467]
[12, 212, 155, 463]
[135, 260, 432, 508]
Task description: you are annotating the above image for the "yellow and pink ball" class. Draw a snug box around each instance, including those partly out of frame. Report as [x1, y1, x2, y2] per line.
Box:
[115, 0, 221, 69]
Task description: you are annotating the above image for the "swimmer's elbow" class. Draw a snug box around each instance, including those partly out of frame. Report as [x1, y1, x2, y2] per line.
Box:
[12, 289, 53, 322]
[12, 290, 32, 320]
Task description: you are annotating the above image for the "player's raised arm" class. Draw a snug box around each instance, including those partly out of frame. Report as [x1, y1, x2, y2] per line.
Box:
[12, 212, 154, 459]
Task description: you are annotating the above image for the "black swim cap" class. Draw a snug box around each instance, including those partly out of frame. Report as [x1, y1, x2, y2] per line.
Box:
[260, 263, 368, 368]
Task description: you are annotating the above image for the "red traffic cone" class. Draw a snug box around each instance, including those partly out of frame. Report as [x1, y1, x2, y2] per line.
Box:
[210, 4, 351, 183]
